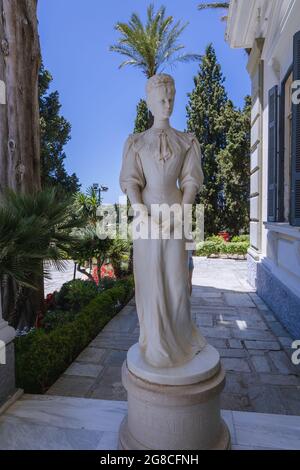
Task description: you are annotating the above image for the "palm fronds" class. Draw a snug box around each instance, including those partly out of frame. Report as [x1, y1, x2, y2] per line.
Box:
[197, 2, 230, 10]
[0, 187, 81, 290]
[110, 3, 200, 78]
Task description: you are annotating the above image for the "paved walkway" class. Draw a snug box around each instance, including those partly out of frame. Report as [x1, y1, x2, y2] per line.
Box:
[47, 257, 300, 415]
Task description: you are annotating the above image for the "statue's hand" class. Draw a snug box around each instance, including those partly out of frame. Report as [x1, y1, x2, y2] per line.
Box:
[132, 204, 150, 233]
[150, 206, 184, 237]
[149, 206, 161, 227]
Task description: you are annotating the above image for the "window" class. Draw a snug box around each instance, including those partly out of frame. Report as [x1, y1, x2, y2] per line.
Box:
[283, 73, 292, 223]
[267, 30, 300, 227]
[291, 30, 300, 226]
[267, 85, 278, 222]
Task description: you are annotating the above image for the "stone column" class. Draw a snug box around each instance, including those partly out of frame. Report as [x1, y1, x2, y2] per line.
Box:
[0, 284, 16, 407]
[247, 38, 265, 288]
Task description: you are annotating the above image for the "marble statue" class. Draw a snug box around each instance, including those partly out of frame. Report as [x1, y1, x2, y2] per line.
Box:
[118, 74, 231, 451]
[119, 73, 207, 368]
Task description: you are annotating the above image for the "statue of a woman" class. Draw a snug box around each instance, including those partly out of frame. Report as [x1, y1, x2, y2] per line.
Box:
[120, 74, 207, 368]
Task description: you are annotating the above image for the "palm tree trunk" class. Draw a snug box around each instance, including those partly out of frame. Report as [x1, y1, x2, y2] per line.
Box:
[77, 263, 95, 282]
[0, 0, 42, 329]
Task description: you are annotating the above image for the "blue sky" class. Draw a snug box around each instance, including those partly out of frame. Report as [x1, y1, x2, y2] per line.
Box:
[38, 0, 250, 204]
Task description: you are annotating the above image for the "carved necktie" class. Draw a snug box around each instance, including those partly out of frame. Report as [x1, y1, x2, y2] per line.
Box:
[158, 130, 173, 163]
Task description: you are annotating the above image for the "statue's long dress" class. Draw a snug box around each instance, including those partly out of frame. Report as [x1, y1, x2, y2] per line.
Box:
[120, 127, 207, 368]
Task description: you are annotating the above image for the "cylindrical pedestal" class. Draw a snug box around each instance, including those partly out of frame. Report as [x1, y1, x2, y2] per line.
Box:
[118, 348, 231, 450]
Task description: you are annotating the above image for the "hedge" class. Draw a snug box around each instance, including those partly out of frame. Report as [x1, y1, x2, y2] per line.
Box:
[196, 240, 249, 257]
[230, 234, 250, 243]
[15, 276, 134, 394]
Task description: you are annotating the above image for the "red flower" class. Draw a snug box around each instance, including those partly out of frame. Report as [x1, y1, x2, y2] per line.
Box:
[218, 231, 230, 242]
[35, 310, 44, 329]
[92, 264, 116, 284]
[44, 292, 56, 309]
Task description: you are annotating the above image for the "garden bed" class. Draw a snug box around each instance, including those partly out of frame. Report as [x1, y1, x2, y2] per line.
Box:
[15, 276, 134, 394]
[205, 253, 247, 260]
[195, 235, 249, 259]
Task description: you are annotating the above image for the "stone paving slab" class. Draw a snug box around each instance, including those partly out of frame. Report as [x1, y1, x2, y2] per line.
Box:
[1, 395, 300, 450]
[47, 257, 300, 415]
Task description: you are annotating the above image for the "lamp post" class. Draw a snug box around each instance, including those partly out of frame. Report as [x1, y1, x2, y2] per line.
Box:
[92, 183, 109, 205]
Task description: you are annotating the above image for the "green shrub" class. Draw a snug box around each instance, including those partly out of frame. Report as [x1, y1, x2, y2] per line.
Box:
[230, 234, 250, 243]
[98, 277, 116, 291]
[205, 235, 225, 244]
[15, 276, 134, 394]
[196, 241, 222, 256]
[196, 240, 249, 257]
[55, 279, 98, 312]
[222, 241, 249, 255]
[41, 309, 77, 333]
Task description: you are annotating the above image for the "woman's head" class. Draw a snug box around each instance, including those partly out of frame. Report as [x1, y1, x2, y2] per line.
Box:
[146, 74, 175, 120]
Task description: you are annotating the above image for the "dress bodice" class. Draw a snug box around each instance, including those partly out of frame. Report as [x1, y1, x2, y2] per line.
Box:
[120, 126, 204, 207]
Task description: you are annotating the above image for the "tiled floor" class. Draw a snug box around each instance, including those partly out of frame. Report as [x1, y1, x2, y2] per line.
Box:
[0, 394, 299, 450]
[47, 258, 300, 415]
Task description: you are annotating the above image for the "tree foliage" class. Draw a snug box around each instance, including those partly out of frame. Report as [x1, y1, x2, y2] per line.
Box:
[197, 2, 229, 11]
[187, 44, 250, 236]
[217, 97, 251, 235]
[186, 44, 228, 235]
[110, 3, 200, 78]
[0, 187, 83, 328]
[134, 99, 151, 133]
[39, 64, 80, 195]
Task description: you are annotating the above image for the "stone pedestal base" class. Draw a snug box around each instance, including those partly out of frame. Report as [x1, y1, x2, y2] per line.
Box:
[118, 344, 231, 450]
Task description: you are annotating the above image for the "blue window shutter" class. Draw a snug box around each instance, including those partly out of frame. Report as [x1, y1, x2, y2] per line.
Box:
[291, 31, 300, 226]
[268, 85, 278, 222]
[278, 79, 286, 222]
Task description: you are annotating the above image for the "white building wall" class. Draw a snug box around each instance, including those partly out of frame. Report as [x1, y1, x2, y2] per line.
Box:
[260, 2, 300, 293]
[226, 0, 300, 337]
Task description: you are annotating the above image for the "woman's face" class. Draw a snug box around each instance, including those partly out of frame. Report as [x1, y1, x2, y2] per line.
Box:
[147, 84, 175, 120]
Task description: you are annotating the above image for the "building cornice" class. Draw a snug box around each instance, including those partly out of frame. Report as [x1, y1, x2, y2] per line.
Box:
[247, 38, 265, 76]
[225, 0, 264, 49]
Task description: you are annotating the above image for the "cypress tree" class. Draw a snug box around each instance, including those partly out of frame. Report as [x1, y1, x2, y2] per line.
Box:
[186, 43, 228, 236]
[134, 99, 151, 133]
[217, 96, 251, 235]
[39, 64, 80, 195]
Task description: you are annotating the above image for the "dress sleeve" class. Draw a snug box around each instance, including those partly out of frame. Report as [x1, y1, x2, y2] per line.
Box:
[119, 135, 146, 197]
[178, 135, 204, 194]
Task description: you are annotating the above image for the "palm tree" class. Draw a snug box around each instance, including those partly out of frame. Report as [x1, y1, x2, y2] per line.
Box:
[198, 2, 251, 53]
[198, 2, 229, 11]
[198, 2, 229, 21]
[110, 3, 201, 78]
[73, 187, 100, 226]
[111, 2, 201, 131]
[0, 188, 83, 328]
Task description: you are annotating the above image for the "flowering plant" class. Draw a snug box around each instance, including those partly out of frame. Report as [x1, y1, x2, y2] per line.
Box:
[92, 263, 115, 285]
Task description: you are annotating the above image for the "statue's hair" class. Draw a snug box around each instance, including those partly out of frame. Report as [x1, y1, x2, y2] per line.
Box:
[146, 74, 175, 95]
